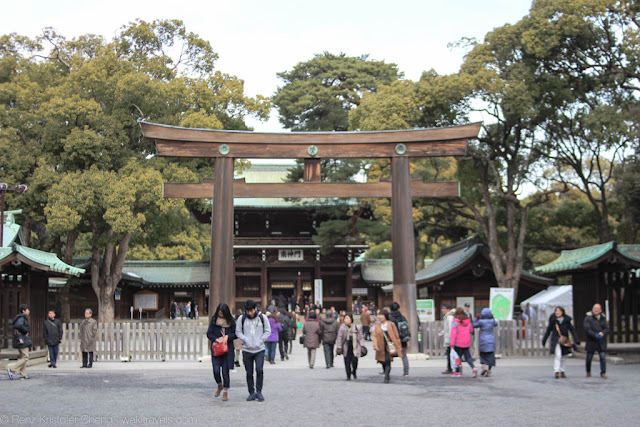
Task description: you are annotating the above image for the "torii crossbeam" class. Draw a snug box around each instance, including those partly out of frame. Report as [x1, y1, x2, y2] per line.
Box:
[141, 121, 481, 353]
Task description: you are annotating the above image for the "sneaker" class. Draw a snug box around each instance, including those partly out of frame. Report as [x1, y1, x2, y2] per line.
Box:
[451, 372, 461, 377]
[586, 372, 591, 377]
[601, 373, 607, 379]
[255, 392, 265, 402]
[441, 370, 453, 375]
[472, 368, 477, 378]
[560, 372, 566, 379]
[353, 372, 357, 379]
[326, 366, 330, 369]
[20, 375, 30, 380]
[403, 374, 409, 377]
[234, 361, 240, 367]
[246, 393, 257, 401]
[231, 369, 237, 373]
[555, 372, 560, 379]
[7, 368, 14, 380]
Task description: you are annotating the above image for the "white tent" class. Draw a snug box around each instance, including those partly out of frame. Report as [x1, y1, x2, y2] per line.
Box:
[521, 285, 573, 321]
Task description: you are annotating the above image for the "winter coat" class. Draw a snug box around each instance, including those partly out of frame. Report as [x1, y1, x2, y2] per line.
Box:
[542, 314, 580, 355]
[266, 317, 282, 342]
[473, 308, 497, 353]
[12, 313, 31, 349]
[278, 313, 292, 340]
[80, 317, 98, 352]
[206, 319, 237, 357]
[335, 323, 366, 358]
[584, 311, 608, 353]
[373, 321, 403, 362]
[450, 317, 472, 349]
[442, 309, 455, 346]
[389, 310, 408, 348]
[43, 317, 63, 346]
[319, 316, 339, 345]
[236, 312, 271, 353]
[360, 311, 371, 327]
[287, 315, 297, 340]
[302, 320, 321, 348]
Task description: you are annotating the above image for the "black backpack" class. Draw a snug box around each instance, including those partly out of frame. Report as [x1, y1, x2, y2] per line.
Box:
[397, 320, 411, 342]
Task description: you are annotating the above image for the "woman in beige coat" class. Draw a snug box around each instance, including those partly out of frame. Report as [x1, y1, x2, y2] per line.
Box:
[80, 308, 98, 368]
[372, 308, 402, 383]
[302, 311, 322, 368]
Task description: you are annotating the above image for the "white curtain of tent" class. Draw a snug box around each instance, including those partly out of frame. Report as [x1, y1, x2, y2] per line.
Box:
[521, 286, 574, 321]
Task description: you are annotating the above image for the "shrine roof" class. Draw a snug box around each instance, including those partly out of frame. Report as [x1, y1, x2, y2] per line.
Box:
[416, 236, 553, 286]
[0, 244, 85, 276]
[535, 242, 640, 275]
[2, 210, 22, 247]
[121, 260, 210, 286]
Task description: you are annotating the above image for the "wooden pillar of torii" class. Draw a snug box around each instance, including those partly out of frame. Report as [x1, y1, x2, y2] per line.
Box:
[141, 122, 481, 353]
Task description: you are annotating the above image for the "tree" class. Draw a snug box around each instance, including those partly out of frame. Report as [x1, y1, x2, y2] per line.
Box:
[273, 52, 402, 132]
[1, 20, 270, 321]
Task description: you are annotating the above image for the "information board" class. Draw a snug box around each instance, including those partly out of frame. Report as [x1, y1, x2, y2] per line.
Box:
[489, 287, 515, 320]
[417, 299, 435, 322]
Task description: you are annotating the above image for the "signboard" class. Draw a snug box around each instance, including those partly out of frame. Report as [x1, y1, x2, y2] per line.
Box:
[490, 287, 515, 320]
[352, 288, 369, 296]
[278, 249, 303, 261]
[457, 296, 475, 318]
[134, 291, 158, 311]
[115, 290, 121, 301]
[314, 279, 323, 306]
[417, 299, 435, 322]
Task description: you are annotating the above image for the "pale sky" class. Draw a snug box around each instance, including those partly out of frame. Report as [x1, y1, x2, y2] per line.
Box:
[1, 0, 532, 131]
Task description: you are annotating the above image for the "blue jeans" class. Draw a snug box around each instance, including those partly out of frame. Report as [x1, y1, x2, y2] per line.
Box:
[211, 353, 230, 389]
[265, 341, 277, 362]
[586, 351, 606, 375]
[242, 350, 265, 394]
[48, 344, 59, 367]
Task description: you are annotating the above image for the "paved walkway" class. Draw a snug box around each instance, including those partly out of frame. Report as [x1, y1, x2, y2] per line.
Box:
[2, 340, 639, 426]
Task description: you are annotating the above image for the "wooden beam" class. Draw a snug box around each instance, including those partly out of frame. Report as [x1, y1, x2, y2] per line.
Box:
[163, 181, 460, 199]
[391, 157, 419, 354]
[142, 121, 482, 144]
[155, 139, 468, 159]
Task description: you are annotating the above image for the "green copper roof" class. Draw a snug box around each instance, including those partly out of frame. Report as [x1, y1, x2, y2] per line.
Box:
[122, 260, 210, 285]
[416, 244, 481, 283]
[12, 244, 85, 276]
[534, 242, 640, 274]
[0, 247, 13, 262]
[2, 210, 22, 247]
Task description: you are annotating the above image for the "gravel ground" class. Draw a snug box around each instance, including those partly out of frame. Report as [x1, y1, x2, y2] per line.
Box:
[1, 342, 638, 427]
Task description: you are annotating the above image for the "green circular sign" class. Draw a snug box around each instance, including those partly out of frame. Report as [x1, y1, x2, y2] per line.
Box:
[308, 145, 319, 156]
[219, 144, 230, 155]
[395, 143, 407, 155]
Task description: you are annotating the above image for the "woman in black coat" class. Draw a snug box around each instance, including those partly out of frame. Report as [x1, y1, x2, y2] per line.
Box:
[207, 303, 237, 401]
[542, 306, 580, 379]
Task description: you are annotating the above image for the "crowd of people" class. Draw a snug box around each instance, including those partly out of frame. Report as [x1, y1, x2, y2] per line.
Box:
[169, 301, 198, 320]
[5, 299, 610, 402]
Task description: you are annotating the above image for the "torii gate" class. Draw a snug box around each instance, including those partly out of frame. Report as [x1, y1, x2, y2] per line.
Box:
[141, 121, 481, 353]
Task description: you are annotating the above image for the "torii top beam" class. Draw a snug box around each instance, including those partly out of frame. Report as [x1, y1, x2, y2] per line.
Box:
[141, 121, 481, 159]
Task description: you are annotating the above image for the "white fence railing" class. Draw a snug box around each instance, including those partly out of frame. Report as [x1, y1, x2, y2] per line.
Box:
[420, 320, 549, 357]
[59, 321, 209, 361]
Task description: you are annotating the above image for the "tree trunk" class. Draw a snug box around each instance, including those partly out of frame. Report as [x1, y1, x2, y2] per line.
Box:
[59, 233, 77, 323]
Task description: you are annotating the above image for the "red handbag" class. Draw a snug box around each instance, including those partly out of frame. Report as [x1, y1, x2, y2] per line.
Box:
[212, 330, 229, 357]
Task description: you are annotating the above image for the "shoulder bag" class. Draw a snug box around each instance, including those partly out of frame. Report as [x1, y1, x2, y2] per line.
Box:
[383, 330, 398, 357]
[555, 323, 574, 347]
[212, 329, 229, 357]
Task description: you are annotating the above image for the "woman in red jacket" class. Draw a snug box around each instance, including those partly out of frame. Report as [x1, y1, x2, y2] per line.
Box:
[450, 308, 476, 378]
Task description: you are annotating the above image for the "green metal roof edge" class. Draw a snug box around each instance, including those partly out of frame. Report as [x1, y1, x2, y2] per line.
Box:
[416, 244, 481, 283]
[618, 245, 640, 263]
[13, 244, 86, 276]
[0, 247, 13, 262]
[534, 241, 615, 274]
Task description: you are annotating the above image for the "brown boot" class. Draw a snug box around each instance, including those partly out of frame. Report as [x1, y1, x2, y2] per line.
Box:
[586, 372, 591, 377]
[555, 372, 560, 379]
[560, 372, 566, 378]
[215, 383, 223, 397]
[222, 389, 228, 401]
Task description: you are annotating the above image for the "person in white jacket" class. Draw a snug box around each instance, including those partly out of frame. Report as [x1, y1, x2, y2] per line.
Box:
[440, 304, 456, 374]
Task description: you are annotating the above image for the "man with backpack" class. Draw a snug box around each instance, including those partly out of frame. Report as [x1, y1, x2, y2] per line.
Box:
[277, 310, 292, 361]
[235, 300, 271, 402]
[390, 302, 410, 377]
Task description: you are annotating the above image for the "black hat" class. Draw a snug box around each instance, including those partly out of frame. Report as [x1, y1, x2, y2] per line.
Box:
[464, 302, 471, 307]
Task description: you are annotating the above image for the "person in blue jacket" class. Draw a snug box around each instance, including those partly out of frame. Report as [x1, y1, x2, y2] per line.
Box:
[473, 308, 498, 377]
[207, 303, 237, 401]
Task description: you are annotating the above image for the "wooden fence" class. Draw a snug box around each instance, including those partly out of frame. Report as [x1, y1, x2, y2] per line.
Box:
[420, 320, 550, 357]
[58, 321, 210, 361]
